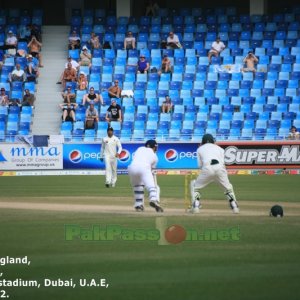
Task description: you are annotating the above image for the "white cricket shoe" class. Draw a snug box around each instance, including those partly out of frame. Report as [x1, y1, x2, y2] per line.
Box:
[232, 207, 240, 214]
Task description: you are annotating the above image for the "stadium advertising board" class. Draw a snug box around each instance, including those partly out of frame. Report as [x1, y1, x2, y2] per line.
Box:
[0, 144, 63, 170]
[63, 142, 300, 170]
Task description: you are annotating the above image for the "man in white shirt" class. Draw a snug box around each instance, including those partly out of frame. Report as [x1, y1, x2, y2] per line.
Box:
[9, 64, 26, 82]
[124, 31, 136, 50]
[128, 140, 163, 212]
[167, 32, 181, 49]
[190, 134, 239, 214]
[5, 31, 18, 48]
[100, 127, 122, 188]
[208, 37, 226, 63]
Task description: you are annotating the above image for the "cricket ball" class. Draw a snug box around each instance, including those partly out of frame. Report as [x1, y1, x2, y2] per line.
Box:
[164, 225, 187, 244]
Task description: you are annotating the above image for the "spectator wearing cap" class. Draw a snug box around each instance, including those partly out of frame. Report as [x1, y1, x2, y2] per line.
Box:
[68, 30, 81, 50]
[61, 87, 76, 104]
[21, 89, 36, 107]
[9, 63, 26, 82]
[25, 54, 39, 82]
[82, 87, 103, 106]
[0, 88, 9, 106]
[137, 55, 150, 74]
[161, 95, 173, 113]
[208, 36, 226, 63]
[167, 32, 181, 49]
[59, 102, 78, 122]
[85, 103, 99, 129]
[108, 80, 122, 99]
[124, 31, 136, 50]
[77, 72, 88, 91]
[105, 99, 122, 123]
[79, 46, 92, 67]
[241, 51, 259, 73]
[62, 62, 77, 90]
[89, 32, 101, 50]
[28, 35, 43, 67]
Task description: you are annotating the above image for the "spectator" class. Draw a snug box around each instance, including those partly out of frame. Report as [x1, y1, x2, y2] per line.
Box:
[85, 103, 99, 129]
[68, 30, 81, 50]
[27, 36, 43, 67]
[59, 102, 78, 122]
[61, 87, 76, 104]
[82, 87, 103, 106]
[108, 80, 122, 99]
[105, 99, 122, 123]
[79, 46, 92, 67]
[62, 62, 77, 90]
[241, 51, 259, 73]
[145, 0, 160, 16]
[89, 32, 101, 50]
[0, 88, 9, 106]
[77, 72, 88, 91]
[208, 36, 226, 63]
[124, 31, 136, 50]
[161, 95, 173, 113]
[4, 31, 18, 56]
[25, 54, 39, 82]
[137, 55, 150, 73]
[30, 24, 42, 42]
[9, 63, 26, 82]
[167, 32, 181, 49]
[21, 89, 35, 107]
[160, 54, 172, 73]
[57, 57, 79, 84]
[287, 126, 300, 140]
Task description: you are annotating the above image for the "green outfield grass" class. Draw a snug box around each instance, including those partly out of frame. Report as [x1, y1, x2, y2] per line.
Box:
[0, 175, 299, 300]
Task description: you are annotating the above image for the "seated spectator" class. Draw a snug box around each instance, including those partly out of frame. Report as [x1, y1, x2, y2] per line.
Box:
[9, 64, 26, 82]
[59, 102, 78, 122]
[77, 72, 88, 91]
[62, 62, 77, 90]
[105, 99, 122, 123]
[21, 89, 36, 107]
[287, 126, 300, 140]
[145, 0, 160, 16]
[28, 35, 43, 67]
[137, 55, 150, 73]
[108, 80, 122, 99]
[0, 88, 9, 106]
[167, 32, 181, 49]
[79, 46, 92, 67]
[82, 87, 103, 106]
[61, 87, 76, 104]
[89, 32, 101, 50]
[68, 30, 81, 50]
[161, 95, 173, 113]
[124, 31, 136, 50]
[25, 54, 39, 82]
[241, 51, 259, 73]
[160, 55, 172, 73]
[57, 57, 79, 84]
[208, 37, 226, 63]
[3, 31, 18, 56]
[85, 103, 99, 129]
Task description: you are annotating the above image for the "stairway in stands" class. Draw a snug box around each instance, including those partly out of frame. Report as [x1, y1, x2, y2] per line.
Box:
[32, 26, 69, 135]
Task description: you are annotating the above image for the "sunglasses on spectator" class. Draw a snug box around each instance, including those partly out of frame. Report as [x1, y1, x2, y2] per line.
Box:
[114, 81, 119, 83]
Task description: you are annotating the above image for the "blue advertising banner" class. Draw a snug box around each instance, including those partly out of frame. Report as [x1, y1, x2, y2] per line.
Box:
[63, 143, 200, 170]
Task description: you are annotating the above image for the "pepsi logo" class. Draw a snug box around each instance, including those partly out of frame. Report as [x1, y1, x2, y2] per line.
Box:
[69, 150, 82, 163]
[118, 149, 130, 162]
[165, 149, 178, 162]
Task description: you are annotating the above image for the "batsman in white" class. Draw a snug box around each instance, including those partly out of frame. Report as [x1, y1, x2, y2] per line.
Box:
[128, 140, 163, 212]
[190, 134, 239, 214]
[100, 127, 122, 187]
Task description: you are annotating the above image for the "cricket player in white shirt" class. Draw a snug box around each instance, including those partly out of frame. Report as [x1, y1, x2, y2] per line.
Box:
[128, 140, 163, 212]
[100, 127, 122, 188]
[190, 134, 239, 214]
